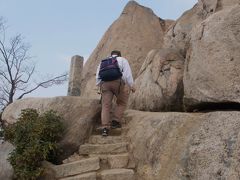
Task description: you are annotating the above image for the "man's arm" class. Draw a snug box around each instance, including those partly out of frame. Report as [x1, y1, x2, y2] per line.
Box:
[96, 64, 101, 86]
[122, 58, 135, 92]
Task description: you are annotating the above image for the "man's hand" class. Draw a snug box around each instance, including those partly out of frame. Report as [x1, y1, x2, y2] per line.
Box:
[96, 85, 101, 94]
[131, 86, 136, 93]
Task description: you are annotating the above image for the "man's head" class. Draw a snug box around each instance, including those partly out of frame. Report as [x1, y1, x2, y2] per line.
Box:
[111, 50, 121, 57]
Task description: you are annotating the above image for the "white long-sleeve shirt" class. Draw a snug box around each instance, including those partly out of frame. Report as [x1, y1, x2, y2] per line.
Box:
[96, 55, 134, 87]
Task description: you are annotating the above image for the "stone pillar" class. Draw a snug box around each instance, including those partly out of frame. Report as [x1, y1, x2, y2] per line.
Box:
[67, 55, 84, 96]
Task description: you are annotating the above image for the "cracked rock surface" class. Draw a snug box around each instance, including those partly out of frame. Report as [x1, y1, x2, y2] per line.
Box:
[80, 1, 174, 99]
[128, 48, 184, 111]
[184, 5, 240, 109]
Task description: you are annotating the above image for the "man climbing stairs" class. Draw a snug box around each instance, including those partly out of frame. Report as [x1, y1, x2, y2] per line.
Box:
[49, 125, 136, 180]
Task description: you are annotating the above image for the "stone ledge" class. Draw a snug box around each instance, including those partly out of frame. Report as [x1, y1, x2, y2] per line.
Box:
[59, 172, 96, 180]
[100, 168, 135, 180]
[88, 135, 124, 144]
[52, 157, 99, 178]
[79, 143, 128, 155]
[107, 154, 129, 169]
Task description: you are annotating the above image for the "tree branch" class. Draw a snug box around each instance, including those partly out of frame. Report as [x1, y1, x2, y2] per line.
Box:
[0, 19, 68, 109]
[15, 65, 35, 84]
[0, 70, 11, 83]
[17, 74, 67, 99]
[0, 40, 14, 83]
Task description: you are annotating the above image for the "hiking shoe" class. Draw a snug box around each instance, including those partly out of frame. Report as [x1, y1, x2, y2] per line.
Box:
[111, 120, 121, 129]
[102, 128, 109, 136]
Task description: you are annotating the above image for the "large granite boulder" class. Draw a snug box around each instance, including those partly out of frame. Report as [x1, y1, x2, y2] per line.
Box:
[125, 110, 240, 180]
[80, 1, 174, 98]
[164, 0, 239, 57]
[163, 3, 203, 56]
[0, 142, 14, 180]
[198, 0, 240, 15]
[183, 5, 240, 110]
[128, 48, 184, 111]
[2, 97, 101, 160]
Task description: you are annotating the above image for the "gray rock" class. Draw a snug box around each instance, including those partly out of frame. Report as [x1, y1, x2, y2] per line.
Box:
[125, 110, 240, 180]
[128, 48, 184, 111]
[60, 172, 96, 180]
[79, 143, 128, 155]
[101, 169, 135, 180]
[80, 1, 174, 99]
[163, 3, 203, 56]
[198, 0, 240, 16]
[164, 0, 239, 57]
[51, 157, 99, 178]
[88, 135, 123, 144]
[0, 142, 14, 180]
[107, 154, 129, 169]
[183, 5, 240, 110]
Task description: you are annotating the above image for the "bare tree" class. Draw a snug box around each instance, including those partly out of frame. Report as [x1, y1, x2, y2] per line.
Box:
[0, 18, 67, 110]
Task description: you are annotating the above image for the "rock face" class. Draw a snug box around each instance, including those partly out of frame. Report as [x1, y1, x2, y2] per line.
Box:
[198, 0, 240, 15]
[2, 97, 101, 160]
[80, 1, 174, 98]
[163, 4, 203, 56]
[2, 1, 239, 179]
[125, 110, 240, 180]
[0, 142, 14, 180]
[128, 48, 184, 111]
[183, 5, 240, 110]
[164, 0, 239, 57]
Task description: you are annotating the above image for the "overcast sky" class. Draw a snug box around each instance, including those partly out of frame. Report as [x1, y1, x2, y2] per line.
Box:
[0, 0, 197, 98]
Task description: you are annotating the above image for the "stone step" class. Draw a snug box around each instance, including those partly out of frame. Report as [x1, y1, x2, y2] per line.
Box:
[63, 153, 87, 164]
[89, 153, 129, 169]
[100, 169, 135, 180]
[59, 172, 96, 180]
[88, 135, 124, 144]
[94, 127, 128, 136]
[52, 157, 99, 178]
[107, 154, 129, 169]
[79, 143, 128, 155]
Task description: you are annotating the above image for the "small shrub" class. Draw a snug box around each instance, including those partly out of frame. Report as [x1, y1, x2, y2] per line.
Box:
[5, 109, 64, 180]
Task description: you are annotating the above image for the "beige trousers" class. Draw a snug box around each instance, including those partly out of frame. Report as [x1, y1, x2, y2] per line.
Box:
[100, 79, 129, 128]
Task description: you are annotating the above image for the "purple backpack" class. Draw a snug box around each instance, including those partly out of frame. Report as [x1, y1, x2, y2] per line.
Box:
[99, 56, 122, 81]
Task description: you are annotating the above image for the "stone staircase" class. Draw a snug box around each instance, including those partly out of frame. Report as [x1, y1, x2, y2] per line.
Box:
[50, 127, 136, 180]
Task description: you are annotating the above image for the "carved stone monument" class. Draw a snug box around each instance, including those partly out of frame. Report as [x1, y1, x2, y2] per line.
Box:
[67, 55, 83, 96]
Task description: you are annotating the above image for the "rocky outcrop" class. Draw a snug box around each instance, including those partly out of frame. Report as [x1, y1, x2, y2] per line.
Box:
[128, 48, 184, 111]
[163, 3, 203, 56]
[2, 97, 101, 160]
[80, 1, 174, 98]
[164, 0, 239, 57]
[125, 110, 240, 180]
[0, 142, 14, 180]
[2, 1, 239, 179]
[38, 109, 240, 180]
[198, 0, 240, 15]
[183, 5, 240, 110]
[162, 0, 240, 110]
